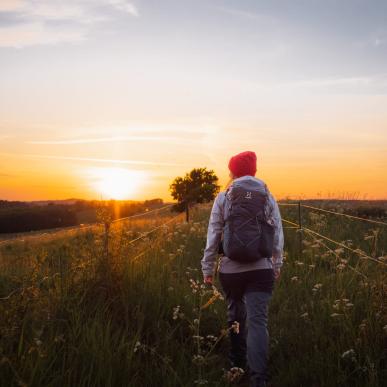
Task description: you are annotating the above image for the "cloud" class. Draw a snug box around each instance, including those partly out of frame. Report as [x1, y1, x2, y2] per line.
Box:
[213, 5, 278, 25]
[0, 0, 139, 48]
[108, 0, 139, 17]
[276, 74, 387, 95]
[26, 135, 201, 145]
[0, 152, 187, 167]
[0, 22, 86, 47]
[0, 0, 25, 12]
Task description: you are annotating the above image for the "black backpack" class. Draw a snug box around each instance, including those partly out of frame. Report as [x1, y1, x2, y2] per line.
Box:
[221, 179, 275, 263]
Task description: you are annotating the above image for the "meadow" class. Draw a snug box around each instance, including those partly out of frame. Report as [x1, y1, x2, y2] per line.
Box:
[0, 202, 386, 387]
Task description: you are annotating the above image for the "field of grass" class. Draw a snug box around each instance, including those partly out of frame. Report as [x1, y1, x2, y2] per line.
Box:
[0, 202, 386, 386]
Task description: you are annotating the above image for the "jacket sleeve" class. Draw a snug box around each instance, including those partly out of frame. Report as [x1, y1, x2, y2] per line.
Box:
[265, 192, 284, 270]
[201, 193, 224, 277]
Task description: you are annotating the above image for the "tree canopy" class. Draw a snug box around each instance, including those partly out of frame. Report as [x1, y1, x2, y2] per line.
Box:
[169, 167, 220, 212]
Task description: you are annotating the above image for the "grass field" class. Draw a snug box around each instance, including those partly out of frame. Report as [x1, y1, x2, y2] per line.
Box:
[0, 202, 386, 386]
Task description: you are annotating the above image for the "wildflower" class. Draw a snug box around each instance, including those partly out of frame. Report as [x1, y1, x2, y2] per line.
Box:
[172, 305, 181, 320]
[383, 325, 387, 333]
[206, 334, 217, 342]
[133, 341, 142, 353]
[192, 335, 204, 341]
[345, 303, 354, 308]
[190, 279, 200, 294]
[231, 321, 240, 334]
[291, 276, 298, 282]
[225, 367, 245, 383]
[334, 247, 345, 254]
[193, 319, 199, 325]
[192, 355, 205, 365]
[194, 379, 208, 385]
[295, 260, 304, 266]
[359, 322, 366, 331]
[330, 313, 342, 318]
[54, 334, 65, 343]
[309, 264, 316, 268]
[34, 338, 42, 346]
[300, 312, 308, 318]
[167, 286, 174, 292]
[337, 263, 346, 270]
[341, 349, 356, 361]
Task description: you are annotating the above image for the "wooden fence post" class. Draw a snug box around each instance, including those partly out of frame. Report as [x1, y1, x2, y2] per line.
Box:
[185, 201, 189, 223]
[298, 201, 303, 258]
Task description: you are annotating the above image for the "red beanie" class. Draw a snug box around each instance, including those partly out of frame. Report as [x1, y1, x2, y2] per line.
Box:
[228, 151, 257, 178]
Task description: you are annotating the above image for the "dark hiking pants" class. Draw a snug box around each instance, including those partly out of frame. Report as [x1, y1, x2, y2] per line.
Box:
[219, 269, 274, 387]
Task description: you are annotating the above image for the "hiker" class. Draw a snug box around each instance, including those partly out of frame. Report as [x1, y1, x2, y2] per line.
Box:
[201, 151, 284, 387]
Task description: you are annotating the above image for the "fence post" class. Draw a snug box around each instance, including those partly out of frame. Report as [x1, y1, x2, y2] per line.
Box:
[185, 201, 189, 223]
[298, 201, 303, 258]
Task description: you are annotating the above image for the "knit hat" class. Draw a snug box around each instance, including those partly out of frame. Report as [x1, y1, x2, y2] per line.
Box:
[228, 151, 257, 178]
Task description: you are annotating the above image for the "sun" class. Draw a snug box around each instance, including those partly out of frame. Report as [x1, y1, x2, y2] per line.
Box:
[89, 167, 146, 200]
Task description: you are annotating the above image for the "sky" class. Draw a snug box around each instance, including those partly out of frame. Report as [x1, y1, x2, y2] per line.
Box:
[0, 0, 386, 201]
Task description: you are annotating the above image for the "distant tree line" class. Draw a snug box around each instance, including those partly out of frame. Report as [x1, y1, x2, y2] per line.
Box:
[0, 198, 164, 234]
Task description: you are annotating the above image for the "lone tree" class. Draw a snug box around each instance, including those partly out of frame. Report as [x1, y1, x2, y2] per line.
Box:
[169, 167, 220, 222]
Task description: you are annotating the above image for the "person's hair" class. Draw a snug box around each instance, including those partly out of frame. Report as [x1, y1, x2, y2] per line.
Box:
[223, 177, 234, 191]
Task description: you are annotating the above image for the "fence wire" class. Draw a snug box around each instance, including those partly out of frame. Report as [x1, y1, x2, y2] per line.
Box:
[0, 209, 185, 301]
[0, 204, 175, 246]
[300, 204, 387, 227]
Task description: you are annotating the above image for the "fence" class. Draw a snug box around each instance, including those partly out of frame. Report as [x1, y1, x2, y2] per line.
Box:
[0, 205, 186, 301]
[278, 201, 387, 266]
[0, 203, 176, 246]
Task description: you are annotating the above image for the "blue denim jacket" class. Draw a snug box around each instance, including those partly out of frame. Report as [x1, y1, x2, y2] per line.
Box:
[201, 175, 284, 277]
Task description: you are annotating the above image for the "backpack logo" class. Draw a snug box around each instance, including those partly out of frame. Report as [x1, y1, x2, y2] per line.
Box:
[245, 191, 252, 199]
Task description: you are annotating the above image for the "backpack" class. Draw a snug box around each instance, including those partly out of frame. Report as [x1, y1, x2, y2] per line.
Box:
[221, 178, 275, 263]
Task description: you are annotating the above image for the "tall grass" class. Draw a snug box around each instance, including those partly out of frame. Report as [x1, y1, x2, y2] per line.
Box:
[0, 203, 386, 386]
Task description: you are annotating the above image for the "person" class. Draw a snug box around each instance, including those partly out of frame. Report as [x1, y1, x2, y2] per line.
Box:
[201, 151, 284, 387]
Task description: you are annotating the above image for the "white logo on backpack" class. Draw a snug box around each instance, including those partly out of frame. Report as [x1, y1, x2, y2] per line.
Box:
[245, 191, 252, 199]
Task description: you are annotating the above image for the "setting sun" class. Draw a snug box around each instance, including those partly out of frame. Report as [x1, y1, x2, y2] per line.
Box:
[88, 167, 147, 200]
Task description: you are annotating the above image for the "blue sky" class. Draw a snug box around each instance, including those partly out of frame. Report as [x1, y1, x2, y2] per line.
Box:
[0, 0, 386, 200]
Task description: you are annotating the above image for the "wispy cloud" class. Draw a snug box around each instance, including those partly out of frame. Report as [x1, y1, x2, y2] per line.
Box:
[276, 74, 387, 94]
[213, 5, 278, 25]
[0, 0, 139, 48]
[26, 135, 201, 145]
[0, 152, 187, 167]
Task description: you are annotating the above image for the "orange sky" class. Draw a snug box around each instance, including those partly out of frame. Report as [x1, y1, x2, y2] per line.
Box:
[0, 1, 386, 201]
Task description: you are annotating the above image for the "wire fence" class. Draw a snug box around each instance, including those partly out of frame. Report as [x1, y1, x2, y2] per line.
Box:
[278, 201, 387, 266]
[0, 203, 175, 246]
[0, 208, 185, 301]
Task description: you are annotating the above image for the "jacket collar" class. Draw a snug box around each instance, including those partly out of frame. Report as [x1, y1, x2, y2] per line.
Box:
[233, 175, 257, 182]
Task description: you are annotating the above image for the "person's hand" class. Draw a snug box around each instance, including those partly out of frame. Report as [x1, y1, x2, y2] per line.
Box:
[203, 275, 213, 285]
[274, 268, 281, 281]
